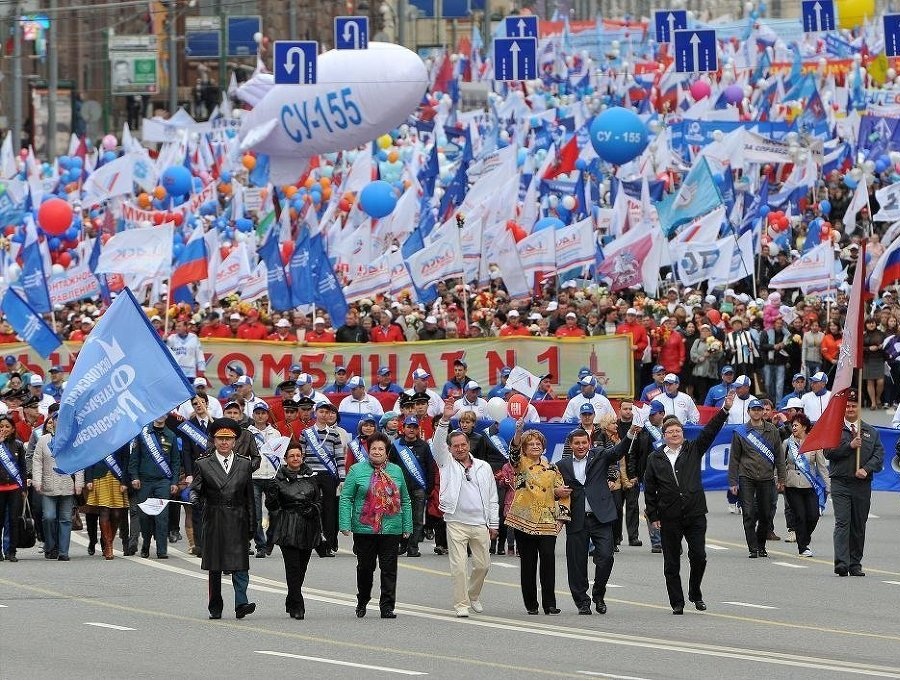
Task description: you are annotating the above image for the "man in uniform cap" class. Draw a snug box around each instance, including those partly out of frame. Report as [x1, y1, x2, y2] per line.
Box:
[369, 366, 405, 397]
[189, 418, 257, 620]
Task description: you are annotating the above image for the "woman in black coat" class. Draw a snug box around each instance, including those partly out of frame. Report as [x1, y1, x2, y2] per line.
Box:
[266, 444, 323, 620]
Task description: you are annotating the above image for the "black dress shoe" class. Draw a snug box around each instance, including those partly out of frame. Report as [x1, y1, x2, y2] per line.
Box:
[380, 611, 396, 619]
[692, 600, 707, 611]
[849, 569, 866, 577]
[758, 549, 768, 558]
[290, 610, 305, 620]
[156, 554, 169, 559]
[209, 613, 222, 620]
[629, 540, 643, 547]
[57, 555, 70, 561]
[356, 605, 367, 618]
[87, 544, 96, 556]
[835, 568, 849, 576]
[672, 606, 684, 615]
[140, 550, 150, 559]
[595, 600, 607, 615]
[235, 602, 256, 619]
[123, 548, 136, 557]
[578, 605, 592, 615]
[748, 550, 758, 559]
[6, 555, 17, 563]
[324, 550, 336, 558]
[526, 608, 540, 615]
[544, 607, 561, 615]
[406, 550, 421, 557]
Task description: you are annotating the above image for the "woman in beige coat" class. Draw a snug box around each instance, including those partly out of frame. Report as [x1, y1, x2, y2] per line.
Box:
[33, 413, 83, 561]
[783, 413, 830, 558]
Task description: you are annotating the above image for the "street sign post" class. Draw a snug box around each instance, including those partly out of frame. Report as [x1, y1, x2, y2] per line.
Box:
[504, 15, 538, 39]
[801, 0, 835, 33]
[886, 14, 900, 57]
[335, 16, 369, 50]
[494, 37, 537, 82]
[673, 29, 717, 73]
[653, 9, 687, 44]
[273, 41, 318, 85]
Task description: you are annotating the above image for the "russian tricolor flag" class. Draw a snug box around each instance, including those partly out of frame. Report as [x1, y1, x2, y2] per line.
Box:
[868, 235, 900, 297]
[170, 225, 208, 300]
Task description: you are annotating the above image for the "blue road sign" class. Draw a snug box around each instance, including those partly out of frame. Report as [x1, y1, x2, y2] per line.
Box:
[673, 29, 717, 73]
[185, 30, 219, 59]
[801, 0, 835, 32]
[653, 9, 687, 44]
[227, 16, 260, 57]
[335, 16, 369, 50]
[442, 0, 472, 18]
[274, 41, 317, 85]
[886, 14, 900, 57]
[494, 37, 537, 82]
[504, 16, 538, 39]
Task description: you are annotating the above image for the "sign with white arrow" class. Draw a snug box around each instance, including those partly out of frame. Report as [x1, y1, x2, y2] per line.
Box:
[494, 37, 537, 82]
[886, 14, 900, 58]
[504, 15, 538, 39]
[334, 16, 369, 50]
[673, 29, 717, 73]
[801, 0, 835, 32]
[653, 9, 687, 44]
[273, 40, 318, 84]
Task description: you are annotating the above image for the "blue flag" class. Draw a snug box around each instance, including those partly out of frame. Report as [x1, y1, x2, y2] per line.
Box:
[309, 235, 348, 327]
[289, 227, 314, 307]
[21, 216, 51, 314]
[401, 228, 438, 304]
[258, 224, 293, 312]
[50, 288, 193, 474]
[87, 235, 112, 306]
[657, 158, 724, 236]
[0, 288, 61, 358]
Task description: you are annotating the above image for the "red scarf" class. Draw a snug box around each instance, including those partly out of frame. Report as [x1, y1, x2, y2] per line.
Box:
[359, 464, 400, 533]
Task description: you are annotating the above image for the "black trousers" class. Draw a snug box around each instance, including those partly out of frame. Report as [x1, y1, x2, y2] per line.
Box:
[515, 530, 557, 611]
[353, 533, 400, 613]
[565, 514, 614, 608]
[280, 545, 313, 614]
[623, 486, 640, 543]
[406, 488, 426, 553]
[831, 478, 871, 573]
[317, 473, 339, 551]
[0, 489, 22, 557]
[738, 476, 775, 552]
[785, 487, 820, 553]
[610, 488, 624, 545]
[659, 514, 707, 609]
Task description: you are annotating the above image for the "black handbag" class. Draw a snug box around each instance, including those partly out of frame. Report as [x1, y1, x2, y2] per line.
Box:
[16, 496, 36, 549]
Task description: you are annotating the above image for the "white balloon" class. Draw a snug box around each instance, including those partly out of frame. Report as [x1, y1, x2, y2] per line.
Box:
[6, 264, 20, 282]
[486, 397, 508, 422]
[51, 264, 65, 276]
[888, 68, 897, 81]
[562, 195, 576, 210]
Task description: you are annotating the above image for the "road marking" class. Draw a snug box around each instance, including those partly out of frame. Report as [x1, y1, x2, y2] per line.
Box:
[492, 562, 518, 568]
[84, 622, 136, 631]
[771, 562, 808, 569]
[0, 604, 7, 608]
[705, 544, 729, 551]
[578, 673, 646, 680]
[882, 581, 900, 586]
[256, 650, 425, 675]
[868, 514, 880, 519]
[722, 602, 778, 610]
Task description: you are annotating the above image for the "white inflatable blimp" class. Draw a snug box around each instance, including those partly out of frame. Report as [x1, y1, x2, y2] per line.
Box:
[239, 42, 428, 183]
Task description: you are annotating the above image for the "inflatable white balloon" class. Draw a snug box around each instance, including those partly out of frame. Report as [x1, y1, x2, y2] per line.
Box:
[486, 397, 509, 422]
[240, 42, 428, 184]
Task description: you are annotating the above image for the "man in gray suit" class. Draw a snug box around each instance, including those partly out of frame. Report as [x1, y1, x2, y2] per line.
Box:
[557, 428, 630, 615]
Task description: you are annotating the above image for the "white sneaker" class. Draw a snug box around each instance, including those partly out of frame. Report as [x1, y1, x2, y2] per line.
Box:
[801, 548, 813, 557]
[455, 606, 470, 618]
[728, 503, 738, 514]
[785, 531, 796, 543]
[470, 600, 484, 613]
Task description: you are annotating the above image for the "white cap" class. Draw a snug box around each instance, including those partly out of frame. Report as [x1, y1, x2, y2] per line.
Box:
[424, 315, 438, 324]
[193, 377, 208, 387]
[348, 376, 365, 388]
[313, 317, 326, 325]
[705, 294, 717, 304]
[29, 375, 43, 386]
[734, 375, 750, 388]
[528, 312, 542, 321]
[150, 315, 162, 323]
[663, 373, 679, 384]
[724, 288, 735, 297]
[785, 397, 805, 410]
[296, 372, 313, 385]
[229, 313, 242, 321]
[626, 307, 638, 315]
[561, 280, 577, 289]
[464, 380, 480, 391]
[508, 310, 520, 317]
[660, 316, 670, 324]
[275, 319, 291, 328]
[546, 302, 558, 311]
[235, 375, 253, 386]
[566, 312, 577, 319]
[412, 368, 430, 380]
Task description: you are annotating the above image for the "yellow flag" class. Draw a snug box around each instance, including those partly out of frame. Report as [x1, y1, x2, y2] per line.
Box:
[869, 53, 889, 86]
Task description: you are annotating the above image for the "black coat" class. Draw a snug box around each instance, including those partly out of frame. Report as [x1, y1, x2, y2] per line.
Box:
[265, 464, 323, 551]
[388, 437, 433, 492]
[644, 409, 728, 522]
[189, 454, 255, 572]
[0, 437, 26, 487]
[556, 439, 627, 532]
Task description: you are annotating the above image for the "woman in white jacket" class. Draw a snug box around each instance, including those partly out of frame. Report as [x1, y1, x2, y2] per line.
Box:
[32, 413, 83, 561]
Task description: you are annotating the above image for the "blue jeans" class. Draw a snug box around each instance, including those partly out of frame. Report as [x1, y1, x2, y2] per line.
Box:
[41, 494, 75, 558]
[763, 364, 786, 405]
[138, 479, 170, 556]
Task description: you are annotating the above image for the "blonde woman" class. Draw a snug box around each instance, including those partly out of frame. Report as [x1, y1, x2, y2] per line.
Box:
[596, 413, 630, 550]
[506, 422, 570, 615]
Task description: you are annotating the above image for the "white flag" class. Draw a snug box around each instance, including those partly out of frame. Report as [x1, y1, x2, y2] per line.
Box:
[507, 365, 542, 399]
[239, 261, 268, 302]
[137, 498, 171, 516]
[517, 226, 556, 273]
[671, 236, 735, 287]
[215, 242, 252, 297]
[768, 242, 835, 289]
[843, 179, 869, 233]
[874, 181, 900, 222]
[554, 218, 595, 272]
[94, 225, 174, 276]
[81, 152, 138, 205]
[343, 253, 391, 302]
[406, 227, 464, 289]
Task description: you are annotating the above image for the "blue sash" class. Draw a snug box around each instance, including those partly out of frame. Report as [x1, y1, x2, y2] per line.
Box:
[348, 438, 368, 463]
[740, 425, 776, 466]
[302, 427, 339, 479]
[786, 438, 827, 512]
[140, 428, 174, 479]
[393, 439, 427, 489]
[0, 443, 23, 488]
[104, 454, 126, 483]
[176, 420, 208, 450]
[644, 422, 663, 449]
[483, 427, 509, 459]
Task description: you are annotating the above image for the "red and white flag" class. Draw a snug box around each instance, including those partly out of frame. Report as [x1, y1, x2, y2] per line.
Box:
[800, 243, 866, 453]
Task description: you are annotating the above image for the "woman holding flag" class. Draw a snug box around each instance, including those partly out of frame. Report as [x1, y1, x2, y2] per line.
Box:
[783, 414, 830, 558]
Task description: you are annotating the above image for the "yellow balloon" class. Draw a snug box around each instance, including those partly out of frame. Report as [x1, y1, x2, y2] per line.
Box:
[377, 134, 392, 149]
[836, 0, 874, 29]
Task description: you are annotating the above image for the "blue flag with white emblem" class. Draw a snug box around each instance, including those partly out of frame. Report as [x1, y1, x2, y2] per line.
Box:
[0, 288, 61, 358]
[50, 288, 193, 474]
[21, 215, 51, 314]
[657, 158, 724, 236]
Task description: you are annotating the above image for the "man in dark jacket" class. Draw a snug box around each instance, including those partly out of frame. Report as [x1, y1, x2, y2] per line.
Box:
[388, 416, 433, 557]
[643, 390, 735, 614]
[216, 401, 261, 472]
[189, 418, 256, 620]
[557, 428, 629, 615]
[825, 390, 884, 577]
[624, 399, 667, 552]
[728, 399, 786, 558]
[130, 414, 182, 559]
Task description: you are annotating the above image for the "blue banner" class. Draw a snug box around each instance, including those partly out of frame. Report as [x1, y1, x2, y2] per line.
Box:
[258, 223, 293, 312]
[51, 287, 193, 474]
[21, 216, 51, 314]
[0, 288, 61, 358]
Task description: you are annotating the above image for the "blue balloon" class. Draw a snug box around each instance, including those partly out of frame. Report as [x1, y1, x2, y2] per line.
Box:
[191, 176, 204, 193]
[534, 216, 565, 232]
[220, 170, 232, 183]
[589, 107, 648, 165]
[170, 193, 186, 206]
[161, 166, 193, 197]
[48, 237, 61, 251]
[359, 180, 398, 218]
[69, 156, 83, 168]
[235, 217, 253, 233]
[759, 205, 771, 217]
[844, 176, 858, 189]
[819, 199, 831, 214]
[101, 151, 117, 164]
[498, 417, 517, 443]
[65, 227, 79, 240]
[876, 158, 890, 174]
[199, 201, 217, 216]
[58, 155, 71, 169]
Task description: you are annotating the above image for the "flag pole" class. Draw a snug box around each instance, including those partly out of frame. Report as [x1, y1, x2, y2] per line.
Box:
[163, 277, 173, 337]
[856, 239, 868, 471]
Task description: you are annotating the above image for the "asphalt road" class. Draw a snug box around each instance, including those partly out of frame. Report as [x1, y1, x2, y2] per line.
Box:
[1, 490, 899, 680]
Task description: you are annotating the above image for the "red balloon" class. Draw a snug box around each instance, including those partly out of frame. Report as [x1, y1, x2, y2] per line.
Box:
[3, 226, 14, 237]
[280, 241, 295, 264]
[152, 212, 165, 225]
[508, 394, 530, 419]
[172, 213, 184, 226]
[57, 252, 72, 268]
[37, 198, 74, 236]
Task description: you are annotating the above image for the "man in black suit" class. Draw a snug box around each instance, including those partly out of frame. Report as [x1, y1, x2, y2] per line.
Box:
[557, 428, 629, 615]
[642, 390, 734, 615]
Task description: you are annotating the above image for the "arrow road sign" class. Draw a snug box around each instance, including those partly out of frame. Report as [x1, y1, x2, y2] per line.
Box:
[504, 15, 538, 38]
[673, 29, 717, 73]
[801, 0, 835, 33]
[886, 14, 900, 58]
[494, 36, 537, 82]
[274, 41, 318, 84]
[653, 9, 687, 44]
[335, 16, 369, 50]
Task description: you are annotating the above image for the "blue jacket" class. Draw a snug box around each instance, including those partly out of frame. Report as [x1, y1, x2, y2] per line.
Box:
[704, 382, 729, 407]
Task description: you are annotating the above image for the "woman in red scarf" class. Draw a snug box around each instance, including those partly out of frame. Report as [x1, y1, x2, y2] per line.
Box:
[339, 432, 412, 618]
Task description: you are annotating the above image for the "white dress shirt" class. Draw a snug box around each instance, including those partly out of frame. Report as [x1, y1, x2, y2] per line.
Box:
[572, 455, 590, 512]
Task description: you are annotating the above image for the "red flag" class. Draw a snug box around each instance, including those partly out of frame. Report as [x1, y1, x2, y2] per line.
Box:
[542, 135, 579, 180]
[800, 242, 866, 453]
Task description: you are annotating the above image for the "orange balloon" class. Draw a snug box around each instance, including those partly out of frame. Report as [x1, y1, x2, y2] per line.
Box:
[304, 177, 315, 189]
[322, 187, 332, 201]
[388, 150, 399, 163]
[153, 186, 167, 200]
[284, 185, 297, 198]
[320, 177, 331, 188]
[138, 192, 151, 208]
[242, 154, 256, 170]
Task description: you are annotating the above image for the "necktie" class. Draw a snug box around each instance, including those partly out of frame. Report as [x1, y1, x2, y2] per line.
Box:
[850, 423, 858, 438]
[223, 457, 230, 474]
